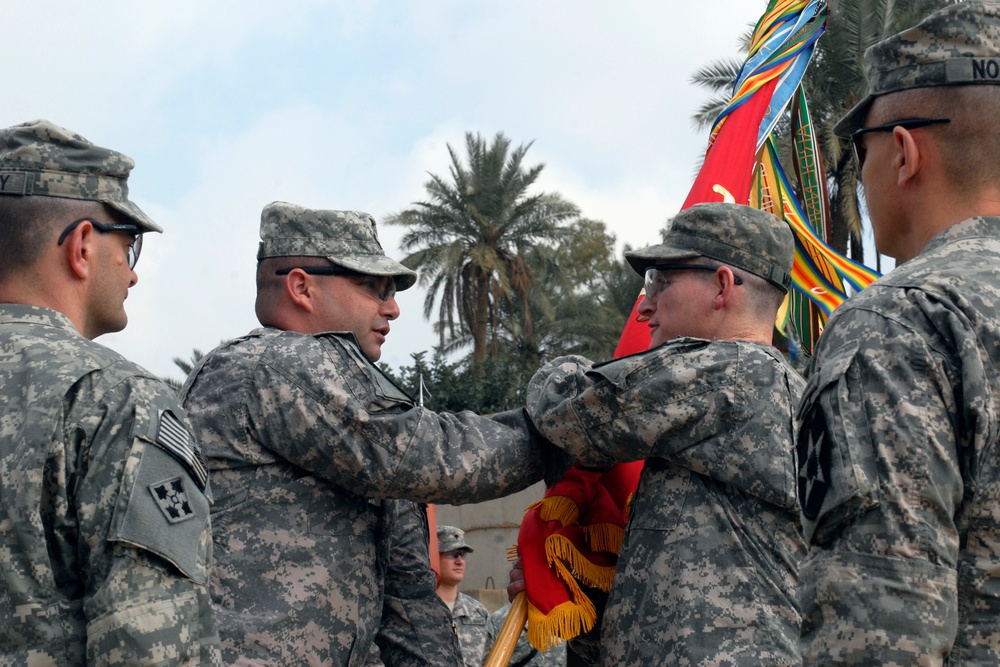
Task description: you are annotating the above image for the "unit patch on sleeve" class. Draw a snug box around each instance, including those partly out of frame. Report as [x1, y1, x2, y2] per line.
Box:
[797, 408, 831, 521]
[149, 476, 196, 524]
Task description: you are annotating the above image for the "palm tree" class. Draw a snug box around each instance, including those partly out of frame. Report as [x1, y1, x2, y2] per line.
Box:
[162, 348, 205, 393]
[691, 0, 949, 262]
[484, 218, 640, 365]
[386, 132, 579, 365]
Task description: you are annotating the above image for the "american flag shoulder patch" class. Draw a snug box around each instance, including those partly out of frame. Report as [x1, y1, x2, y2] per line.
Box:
[154, 410, 209, 491]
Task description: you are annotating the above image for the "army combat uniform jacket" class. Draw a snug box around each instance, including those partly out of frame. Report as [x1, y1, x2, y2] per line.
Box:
[797, 217, 1000, 665]
[448, 592, 489, 667]
[528, 339, 806, 666]
[181, 327, 556, 666]
[0, 305, 221, 665]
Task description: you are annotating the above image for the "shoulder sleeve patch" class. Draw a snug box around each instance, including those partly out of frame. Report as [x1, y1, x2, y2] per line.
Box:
[797, 407, 832, 521]
[795, 341, 880, 544]
[112, 442, 211, 584]
[149, 477, 197, 524]
[154, 410, 208, 491]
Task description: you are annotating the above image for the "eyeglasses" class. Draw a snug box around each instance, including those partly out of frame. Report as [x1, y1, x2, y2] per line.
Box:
[276, 265, 397, 302]
[440, 551, 467, 561]
[850, 117, 950, 167]
[57, 217, 143, 269]
[644, 263, 742, 300]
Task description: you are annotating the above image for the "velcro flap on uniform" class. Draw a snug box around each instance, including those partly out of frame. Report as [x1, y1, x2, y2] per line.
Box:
[113, 443, 210, 584]
[0, 171, 28, 195]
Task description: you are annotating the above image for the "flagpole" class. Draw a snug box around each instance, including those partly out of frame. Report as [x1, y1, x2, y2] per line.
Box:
[483, 592, 528, 667]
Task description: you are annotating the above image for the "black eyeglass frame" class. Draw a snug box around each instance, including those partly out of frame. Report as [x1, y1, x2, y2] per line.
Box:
[644, 263, 744, 292]
[274, 265, 363, 277]
[275, 265, 398, 302]
[57, 217, 143, 269]
[850, 117, 950, 167]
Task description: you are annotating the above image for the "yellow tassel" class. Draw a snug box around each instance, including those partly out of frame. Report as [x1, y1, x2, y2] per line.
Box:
[545, 534, 616, 592]
[583, 522, 624, 554]
[526, 598, 595, 652]
[537, 495, 581, 526]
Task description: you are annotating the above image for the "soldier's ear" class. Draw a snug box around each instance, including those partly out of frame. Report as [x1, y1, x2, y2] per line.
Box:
[61, 219, 96, 281]
[711, 266, 738, 311]
[283, 269, 316, 313]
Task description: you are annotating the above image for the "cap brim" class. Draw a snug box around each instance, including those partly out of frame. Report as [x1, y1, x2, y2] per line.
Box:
[624, 244, 701, 276]
[105, 197, 163, 233]
[331, 255, 418, 291]
[833, 94, 875, 139]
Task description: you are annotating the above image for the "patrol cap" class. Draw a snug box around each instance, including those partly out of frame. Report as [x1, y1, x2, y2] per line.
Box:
[437, 525, 473, 553]
[0, 119, 161, 233]
[625, 202, 793, 293]
[835, 0, 1000, 137]
[257, 201, 417, 291]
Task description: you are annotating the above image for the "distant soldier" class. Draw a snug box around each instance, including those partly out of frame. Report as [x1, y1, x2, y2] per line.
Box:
[0, 119, 221, 665]
[181, 202, 566, 665]
[435, 525, 490, 667]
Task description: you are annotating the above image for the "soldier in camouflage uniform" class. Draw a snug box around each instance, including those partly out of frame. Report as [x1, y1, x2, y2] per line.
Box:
[797, 2, 1000, 664]
[526, 202, 807, 666]
[0, 120, 221, 665]
[180, 202, 565, 666]
[434, 525, 489, 667]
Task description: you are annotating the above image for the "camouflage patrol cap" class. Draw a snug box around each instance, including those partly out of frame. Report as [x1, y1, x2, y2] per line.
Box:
[625, 202, 793, 293]
[437, 525, 473, 554]
[257, 201, 417, 290]
[0, 119, 161, 232]
[835, 0, 1000, 137]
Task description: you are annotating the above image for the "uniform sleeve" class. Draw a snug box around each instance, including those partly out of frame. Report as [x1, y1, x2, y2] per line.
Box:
[796, 309, 963, 666]
[525, 341, 745, 467]
[74, 372, 222, 666]
[248, 333, 558, 504]
[376, 500, 463, 667]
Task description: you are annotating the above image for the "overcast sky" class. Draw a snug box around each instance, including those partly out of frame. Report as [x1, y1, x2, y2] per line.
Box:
[6, 1, 775, 383]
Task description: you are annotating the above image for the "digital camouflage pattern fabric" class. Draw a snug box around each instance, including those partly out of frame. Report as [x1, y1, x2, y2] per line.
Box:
[624, 202, 794, 293]
[448, 592, 489, 667]
[436, 524, 473, 554]
[0, 304, 220, 665]
[181, 327, 558, 666]
[376, 500, 463, 666]
[527, 340, 806, 666]
[256, 202, 416, 289]
[0, 119, 160, 232]
[796, 217, 1000, 664]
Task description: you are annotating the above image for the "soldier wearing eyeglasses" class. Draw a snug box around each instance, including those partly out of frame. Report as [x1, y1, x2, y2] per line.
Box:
[797, 2, 1000, 664]
[180, 202, 567, 665]
[434, 525, 489, 667]
[0, 120, 221, 664]
[526, 202, 806, 666]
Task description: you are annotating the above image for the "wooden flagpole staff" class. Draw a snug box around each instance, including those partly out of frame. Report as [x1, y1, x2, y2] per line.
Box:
[483, 591, 528, 667]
